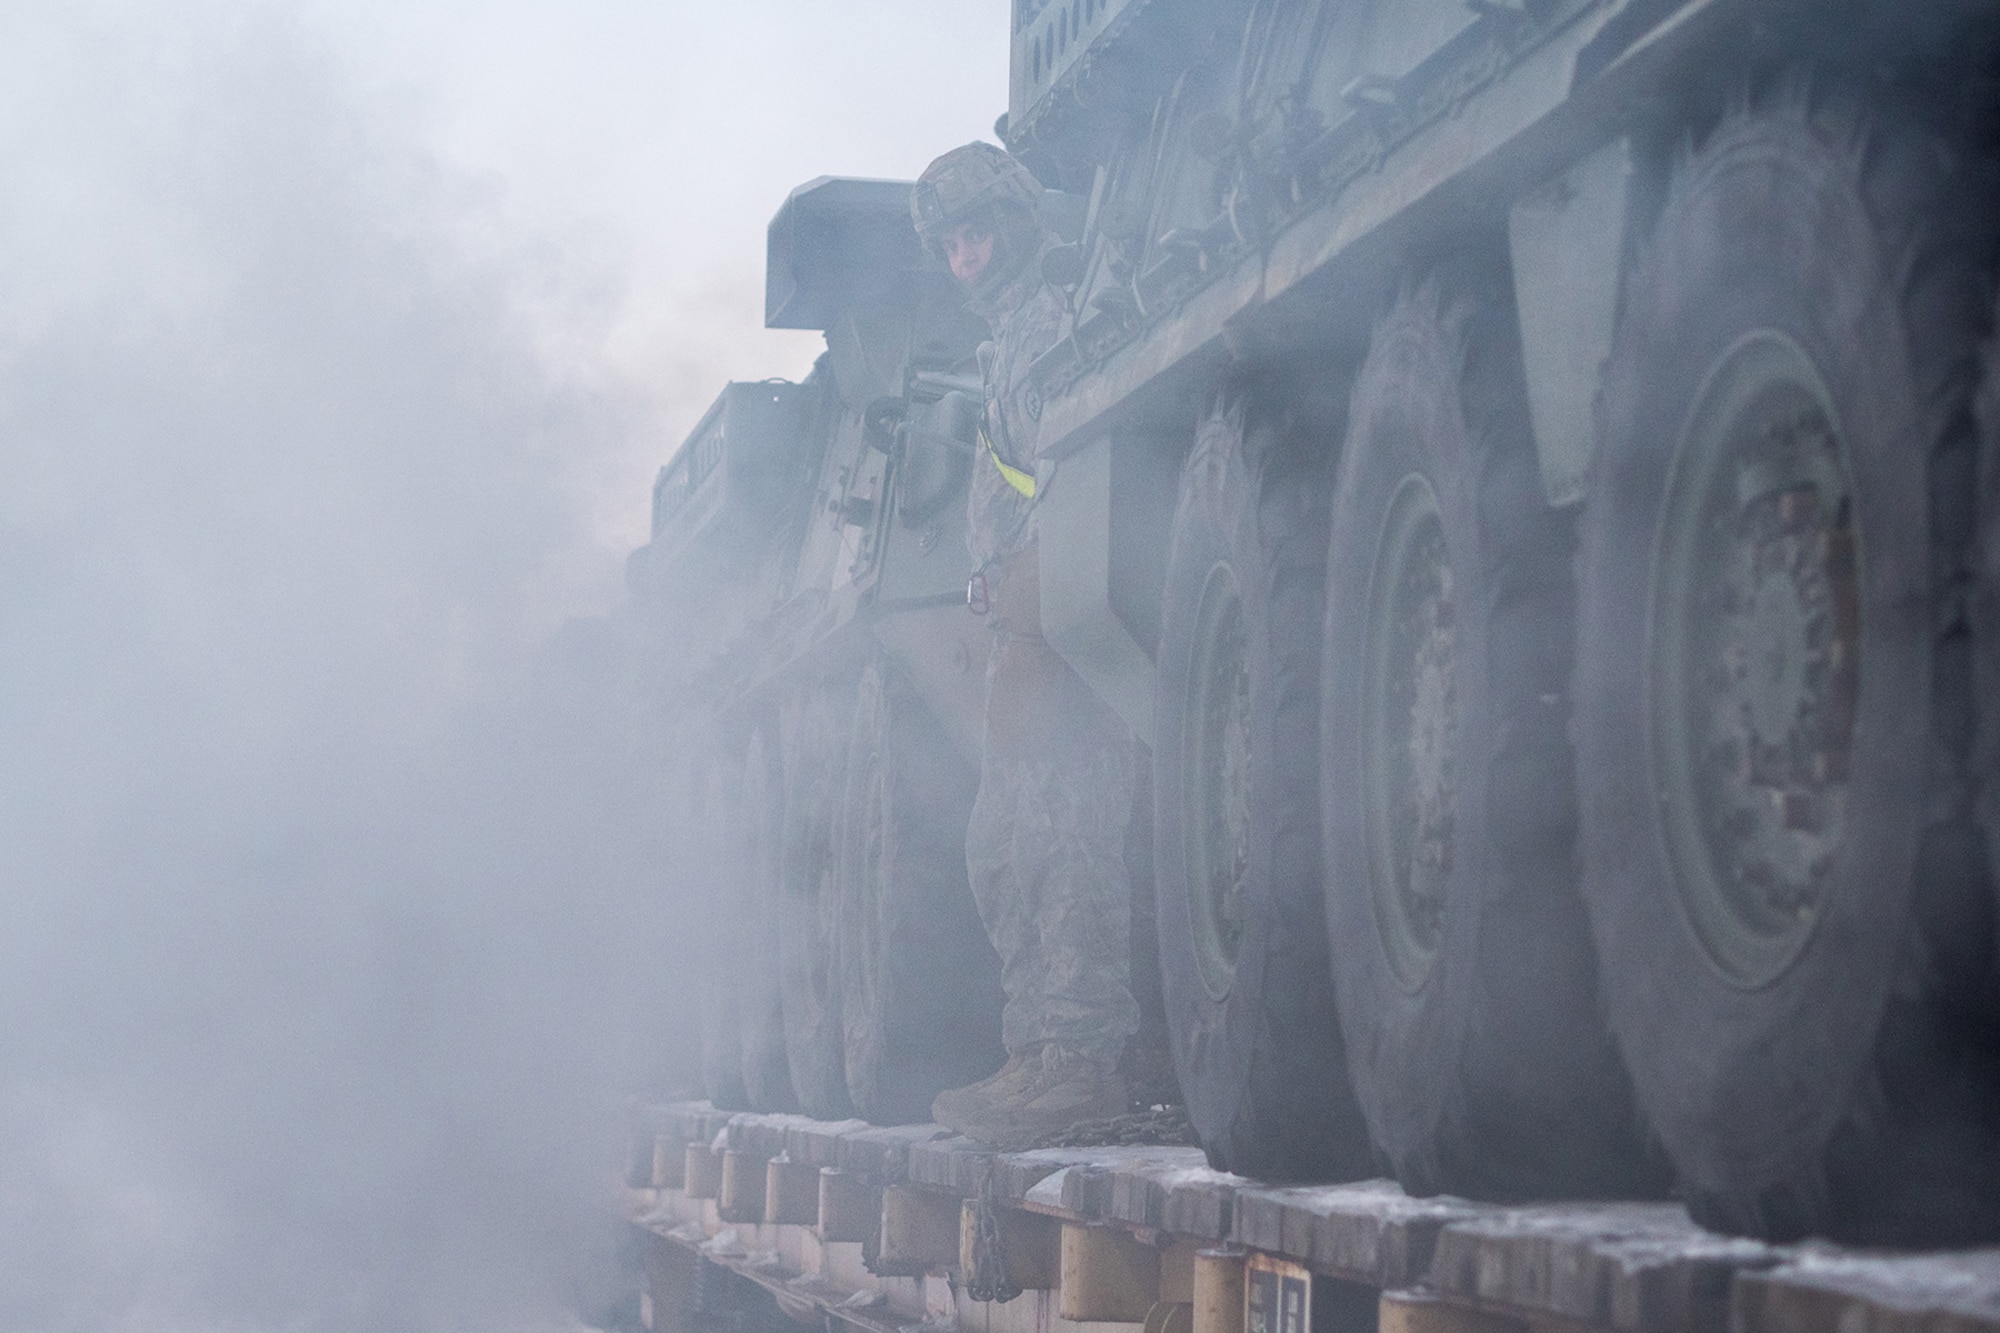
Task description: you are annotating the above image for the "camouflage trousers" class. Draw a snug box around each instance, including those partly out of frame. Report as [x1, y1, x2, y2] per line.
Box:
[965, 712, 1140, 1069]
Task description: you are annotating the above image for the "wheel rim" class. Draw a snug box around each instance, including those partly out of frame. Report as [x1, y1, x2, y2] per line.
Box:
[1648, 331, 1859, 989]
[1187, 561, 1250, 1003]
[1364, 472, 1457, 992]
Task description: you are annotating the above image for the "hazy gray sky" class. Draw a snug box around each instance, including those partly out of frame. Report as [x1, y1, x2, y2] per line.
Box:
[299, 0, 1012, 587]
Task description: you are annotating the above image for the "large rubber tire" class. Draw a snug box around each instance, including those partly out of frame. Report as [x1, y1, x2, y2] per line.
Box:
[1580, 92, 2000, 1244]
[1321, 276, 1663, 1200]
[837, 658, 1005, 1124]
[1968, 291, 2000, 1186]
[778, 682, 857, 1119]
[1155, 396, 1373, 1181]
[1121, 760, 1182, 1108]
[697, 746, 750, 1110]
[737, 724, 799, 1112]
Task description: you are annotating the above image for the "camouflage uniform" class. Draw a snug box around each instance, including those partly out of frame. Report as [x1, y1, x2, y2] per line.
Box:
[962, 239, 1140, 1070]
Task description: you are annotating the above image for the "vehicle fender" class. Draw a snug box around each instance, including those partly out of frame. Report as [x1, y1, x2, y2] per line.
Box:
[1508, 136, 1637, 507]
[1038, 433, 1159, 746]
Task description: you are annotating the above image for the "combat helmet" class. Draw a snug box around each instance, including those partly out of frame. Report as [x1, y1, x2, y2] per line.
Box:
[911, 142, 1044, 257]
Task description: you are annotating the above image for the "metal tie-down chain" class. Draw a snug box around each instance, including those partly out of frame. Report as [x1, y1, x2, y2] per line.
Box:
[964, 1163, 1022, 1304]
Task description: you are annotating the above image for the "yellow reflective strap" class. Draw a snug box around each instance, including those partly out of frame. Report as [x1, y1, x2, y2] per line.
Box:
[980, 424, 1036, 499]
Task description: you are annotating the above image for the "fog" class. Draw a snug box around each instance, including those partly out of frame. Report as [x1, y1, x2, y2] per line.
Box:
[0, 1, 1003, 1327]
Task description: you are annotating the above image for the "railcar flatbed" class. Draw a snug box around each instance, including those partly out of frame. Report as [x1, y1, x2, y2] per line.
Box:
[619, 1102, 2000, 1333]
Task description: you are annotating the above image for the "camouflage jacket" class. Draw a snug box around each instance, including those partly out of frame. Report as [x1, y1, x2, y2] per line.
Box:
[965, 237, 1067, 568]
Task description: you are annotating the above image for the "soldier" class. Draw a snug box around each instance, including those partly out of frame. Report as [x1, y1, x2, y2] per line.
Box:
[910, 142, 1140, 1148]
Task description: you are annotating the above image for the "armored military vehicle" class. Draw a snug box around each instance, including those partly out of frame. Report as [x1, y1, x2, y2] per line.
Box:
[639, 0, 2000, 1248]
[627, 176, 1101, 1127]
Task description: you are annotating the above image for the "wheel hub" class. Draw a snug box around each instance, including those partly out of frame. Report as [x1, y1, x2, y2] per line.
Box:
[1650, 331, 1859, 987]
[1743, 563, 1812, 745]
[1365, 473, 1457, 991]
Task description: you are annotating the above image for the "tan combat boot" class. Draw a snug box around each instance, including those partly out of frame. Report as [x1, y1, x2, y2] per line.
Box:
[937, 1044, 1128, 1150]
[932, 1051, 1035, 1133]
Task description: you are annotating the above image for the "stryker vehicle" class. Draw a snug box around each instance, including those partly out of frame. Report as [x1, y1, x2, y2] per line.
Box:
[633, 0, 2000, 1247]
[627, 175, 1062, 1128]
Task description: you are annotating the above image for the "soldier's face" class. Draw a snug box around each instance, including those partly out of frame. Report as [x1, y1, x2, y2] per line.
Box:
[943, 220, 997, 288]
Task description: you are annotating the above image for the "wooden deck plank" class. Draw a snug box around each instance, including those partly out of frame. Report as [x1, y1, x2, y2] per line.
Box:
[1426, 1202, 1776, 1332]
[1048, 1148, 1234, 1239]
[833, 1122, 951, 1185]
[1232, 1181, 1482, 1287]
[787, 1117, 872, 1168]
[907, 1133, 1000, 1194]
[723, 1112, 825, 1160]
[1732, 1247, 2000, 1333]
